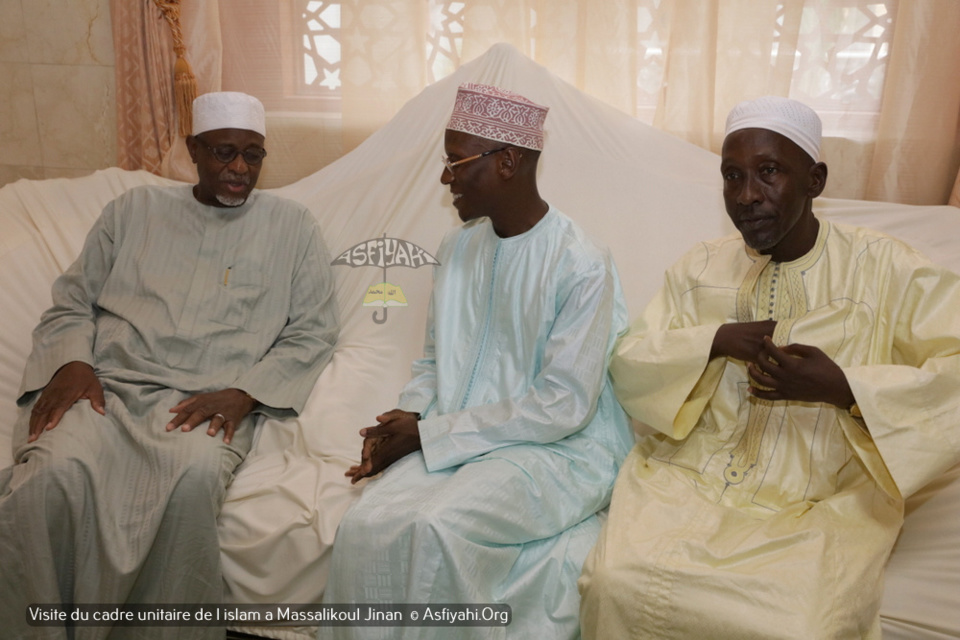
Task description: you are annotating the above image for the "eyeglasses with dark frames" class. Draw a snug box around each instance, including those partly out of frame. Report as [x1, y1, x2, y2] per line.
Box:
[194, 136, 268, 166]
[442, 146, 510, 173]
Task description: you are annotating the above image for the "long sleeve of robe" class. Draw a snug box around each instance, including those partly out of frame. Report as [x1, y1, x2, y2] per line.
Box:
[323, 207, 634, 640]
[580, 219, 960, 639]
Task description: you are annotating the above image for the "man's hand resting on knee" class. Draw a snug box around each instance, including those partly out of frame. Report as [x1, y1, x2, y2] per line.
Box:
[166, 389, 259, 445]
[29, 361, 106, 442]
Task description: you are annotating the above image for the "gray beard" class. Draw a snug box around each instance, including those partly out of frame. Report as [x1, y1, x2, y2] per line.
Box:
[216, 193, 247, 207]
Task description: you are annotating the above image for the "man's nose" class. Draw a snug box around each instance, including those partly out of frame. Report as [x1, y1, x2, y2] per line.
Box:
[440, 166, 454, 185]
[227, 154, 249, 173]
[737, 174, 762, 205]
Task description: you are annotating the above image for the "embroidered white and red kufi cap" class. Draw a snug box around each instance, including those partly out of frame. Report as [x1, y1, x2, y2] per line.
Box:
[193, 91, 266, 137]
[725, 95, 822, 162]
[446, 83, 549, 151]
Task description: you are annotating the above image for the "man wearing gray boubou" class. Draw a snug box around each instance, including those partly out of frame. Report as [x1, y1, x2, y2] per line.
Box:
[0, 91, 339, 639]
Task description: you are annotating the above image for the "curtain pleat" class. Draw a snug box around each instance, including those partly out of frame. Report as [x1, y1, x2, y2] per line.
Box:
[112, 0, 176, 175]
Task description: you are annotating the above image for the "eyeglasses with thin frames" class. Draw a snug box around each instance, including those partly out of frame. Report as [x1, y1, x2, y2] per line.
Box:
[442, 146, 510, 173]
[194, 136, 268, 166]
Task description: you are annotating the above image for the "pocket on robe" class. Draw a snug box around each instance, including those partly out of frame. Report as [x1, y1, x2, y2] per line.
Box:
[212, 259, 270, 331]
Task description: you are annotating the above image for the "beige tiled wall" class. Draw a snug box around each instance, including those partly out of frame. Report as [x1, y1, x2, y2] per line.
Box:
[0, 0, 115, 188]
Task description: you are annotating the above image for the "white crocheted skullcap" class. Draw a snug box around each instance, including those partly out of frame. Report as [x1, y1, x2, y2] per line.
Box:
[192, 91, 266, 137]
[447, 83, 549, 151]
[725, 96, 821, 162]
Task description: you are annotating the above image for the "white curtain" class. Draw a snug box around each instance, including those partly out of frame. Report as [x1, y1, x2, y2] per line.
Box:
[114, 0, 960, 205]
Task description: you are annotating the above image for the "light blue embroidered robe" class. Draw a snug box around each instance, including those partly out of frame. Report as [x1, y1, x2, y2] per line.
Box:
[322, 207, 633, 640]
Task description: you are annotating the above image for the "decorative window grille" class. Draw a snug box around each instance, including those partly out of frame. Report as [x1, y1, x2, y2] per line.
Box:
[790, 1, 894, 107]
[299, 1, 342, 94]
[292, 0, 895, 134]
[427, 1, 465, 82]
[788, 1, 896, 137]
[635, 0, 668, 122]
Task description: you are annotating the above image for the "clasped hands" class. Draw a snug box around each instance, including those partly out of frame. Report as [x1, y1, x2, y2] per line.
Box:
[346, 409, 422, 484]
[29, 361, 257, 444]
[712, 320, 855, 409]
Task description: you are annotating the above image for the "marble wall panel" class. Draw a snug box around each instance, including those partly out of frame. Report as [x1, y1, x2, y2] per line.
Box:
[42, 167, 100, 180]
[0, 62, 43, 166]
[0, 0, 29, 63]
[0, 165, 44, 185]
[32, 64, 116, 171]
[0, 0, 117, 188]
[20, 0, 113, 66]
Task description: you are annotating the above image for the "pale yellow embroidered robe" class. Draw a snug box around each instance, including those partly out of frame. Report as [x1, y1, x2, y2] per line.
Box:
[579, 220, 960, 639]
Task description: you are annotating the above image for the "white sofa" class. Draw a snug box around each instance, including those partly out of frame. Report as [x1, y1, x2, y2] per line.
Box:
[1, 44, 958, 640]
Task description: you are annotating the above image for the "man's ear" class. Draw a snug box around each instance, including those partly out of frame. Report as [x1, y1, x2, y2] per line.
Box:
[497, 147, 522, 179]
[808, 161, 828, 198]
[185, 135, 199, 164]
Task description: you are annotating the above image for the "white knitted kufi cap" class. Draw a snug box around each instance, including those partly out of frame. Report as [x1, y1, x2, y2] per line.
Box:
[192, 91, 266, 137]
[725, 96, 821, 161]
[447, 83, 548, 151]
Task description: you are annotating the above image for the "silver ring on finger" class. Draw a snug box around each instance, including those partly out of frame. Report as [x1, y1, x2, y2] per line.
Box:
[214, 413, 225, 421]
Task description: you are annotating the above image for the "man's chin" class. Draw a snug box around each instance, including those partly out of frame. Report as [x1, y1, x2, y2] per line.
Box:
[216, 193, 249, 207]
[741, 232, 776, 255]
